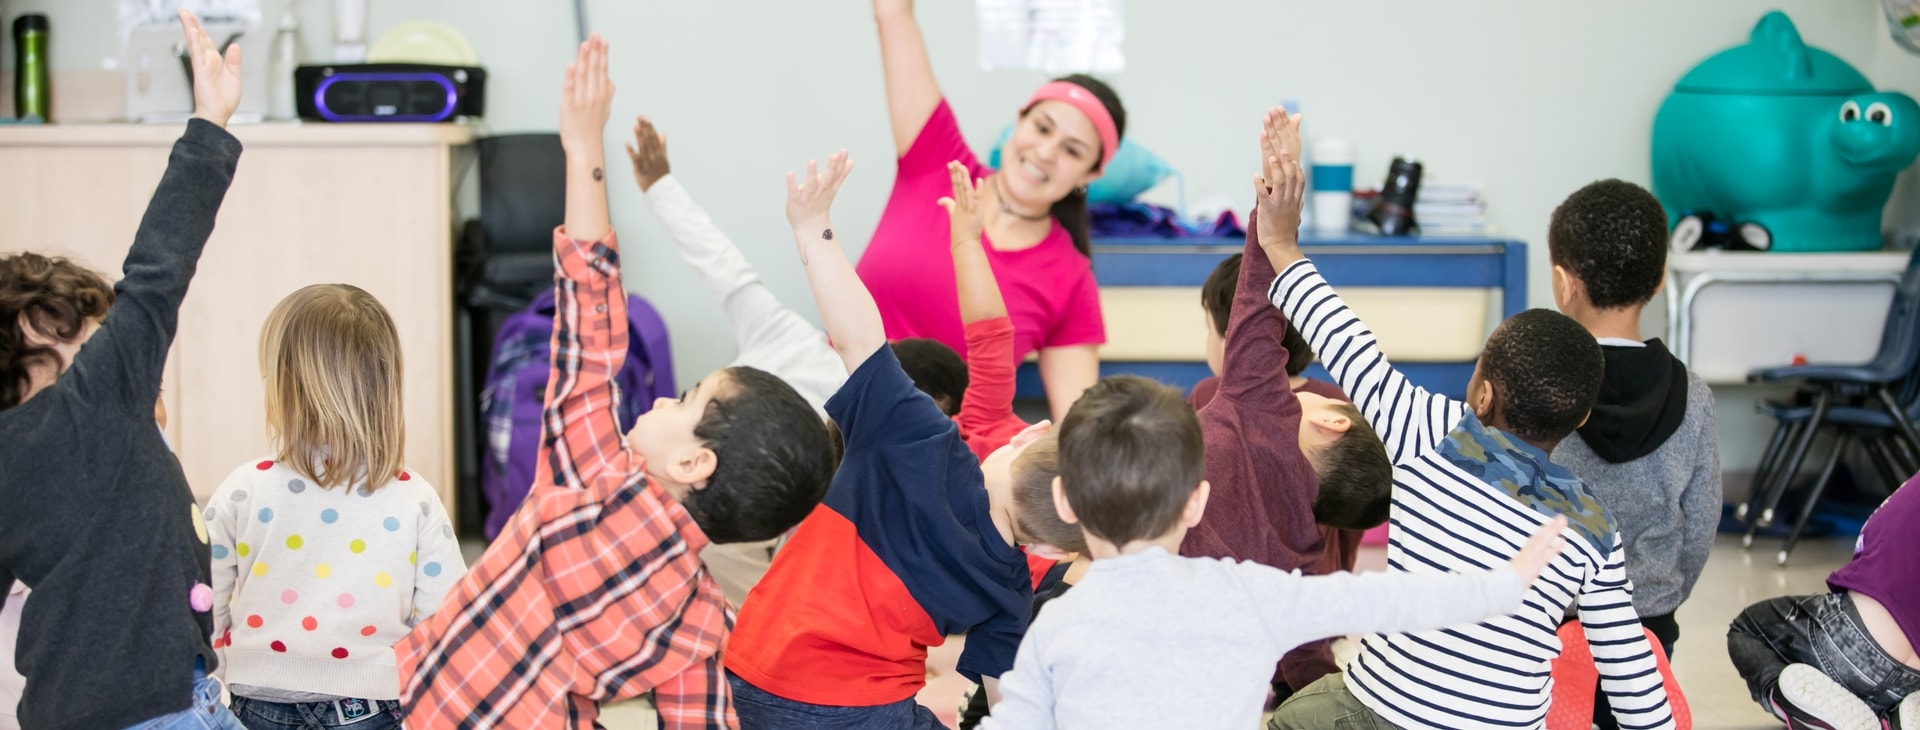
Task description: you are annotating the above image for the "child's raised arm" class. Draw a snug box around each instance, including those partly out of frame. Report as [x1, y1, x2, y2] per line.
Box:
[940, 162, 1006, 324]
[538, 35, 634, 492]
[560, 36, 614, 243]
[787, 152, 876, 373]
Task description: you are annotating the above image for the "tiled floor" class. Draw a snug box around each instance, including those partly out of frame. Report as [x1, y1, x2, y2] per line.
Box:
[475, 534, 1860, 730]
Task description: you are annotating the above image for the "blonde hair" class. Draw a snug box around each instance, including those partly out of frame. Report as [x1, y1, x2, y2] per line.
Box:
[260, 284, 405, 490]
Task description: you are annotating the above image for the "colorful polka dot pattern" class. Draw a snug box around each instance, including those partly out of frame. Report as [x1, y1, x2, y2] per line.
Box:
[219, 461, 458, 669]
[190, 505, 209, 544]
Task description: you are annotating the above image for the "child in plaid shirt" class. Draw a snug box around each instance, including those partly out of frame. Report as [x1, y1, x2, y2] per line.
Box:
[396, 37, 837, 730]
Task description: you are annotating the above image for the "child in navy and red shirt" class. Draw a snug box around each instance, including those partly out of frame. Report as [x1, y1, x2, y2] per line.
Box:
[725, 152, 1075, 727]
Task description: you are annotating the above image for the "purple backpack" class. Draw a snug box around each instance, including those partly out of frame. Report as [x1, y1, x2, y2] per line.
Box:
[479, 289, 675, 538]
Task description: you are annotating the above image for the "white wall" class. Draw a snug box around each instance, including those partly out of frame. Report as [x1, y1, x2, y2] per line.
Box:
[5, 0, 1915, 474]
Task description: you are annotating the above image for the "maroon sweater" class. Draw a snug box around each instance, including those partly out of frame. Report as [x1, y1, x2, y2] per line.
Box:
[1180, 216, 1346, 690]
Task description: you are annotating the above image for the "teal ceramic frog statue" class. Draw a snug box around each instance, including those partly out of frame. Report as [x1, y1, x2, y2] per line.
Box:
[1651, 11, 1920, 252]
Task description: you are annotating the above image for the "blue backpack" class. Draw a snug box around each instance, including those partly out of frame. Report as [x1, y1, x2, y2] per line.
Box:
[478, 289, 675, 538]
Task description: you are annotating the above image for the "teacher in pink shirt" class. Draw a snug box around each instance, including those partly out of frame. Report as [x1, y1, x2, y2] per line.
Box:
[860, 0, 1125, 421]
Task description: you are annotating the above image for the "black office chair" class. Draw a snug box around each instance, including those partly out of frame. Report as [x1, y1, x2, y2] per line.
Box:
[1740, 246, 1920, 564]
[452, 134, 567, 536]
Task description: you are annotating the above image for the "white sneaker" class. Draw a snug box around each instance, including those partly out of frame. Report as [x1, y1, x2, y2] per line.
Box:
[1770, 664, 1878, 730]
[1895, 691, 1919, 730]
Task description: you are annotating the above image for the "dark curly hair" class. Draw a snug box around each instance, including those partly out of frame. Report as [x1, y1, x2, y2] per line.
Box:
[1031, 74, 1127, 258]
[1201, 252, 1314, 377]
[1548, 179, 1669, 310]
[892, 338, 967, 417]
[684, 366, 840, 543]
[1478, 309, 1605, 444]
[0, 253, 115, 410]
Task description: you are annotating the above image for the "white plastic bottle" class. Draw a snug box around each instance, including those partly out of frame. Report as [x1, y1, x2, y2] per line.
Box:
[268, 7, 301, 120]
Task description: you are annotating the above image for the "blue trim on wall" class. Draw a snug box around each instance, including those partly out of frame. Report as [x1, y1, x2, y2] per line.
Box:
[1016, 360, 1478, 402]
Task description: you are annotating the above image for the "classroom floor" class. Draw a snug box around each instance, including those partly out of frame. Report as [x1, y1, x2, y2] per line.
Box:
[479, 533, 1855, 730]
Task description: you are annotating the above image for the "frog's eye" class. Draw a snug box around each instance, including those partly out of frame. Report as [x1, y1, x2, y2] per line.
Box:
[1867, 101, 1893, 127]
[1840, 100, 1862, 123]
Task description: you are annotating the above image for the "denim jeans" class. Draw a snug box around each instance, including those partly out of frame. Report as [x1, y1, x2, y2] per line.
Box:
[228, 696, 402, 730]
[1729, 591, 1920, 716]
[119, 667, 248, 730]
[726, 671, 943, 729]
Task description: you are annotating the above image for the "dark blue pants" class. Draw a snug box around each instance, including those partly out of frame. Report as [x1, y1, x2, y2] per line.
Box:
[726, 671, 944, 729]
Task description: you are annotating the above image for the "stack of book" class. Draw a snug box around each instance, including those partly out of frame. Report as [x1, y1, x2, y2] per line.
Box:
[1415, 182, 1489, 236]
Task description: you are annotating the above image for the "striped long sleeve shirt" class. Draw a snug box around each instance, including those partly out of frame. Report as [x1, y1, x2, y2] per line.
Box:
[1270, 261, 1675, 730]
[396, 228, 734, 729]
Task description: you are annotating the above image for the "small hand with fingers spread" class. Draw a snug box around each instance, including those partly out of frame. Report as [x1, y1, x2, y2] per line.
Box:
[1253, 107, 1307, 261]
[936, 161, 985, 249]
[1508, 515, 1570, 589]
[625, 115, 671, 192]
[179, 9, 243, 127]
[786, 150, 855, 239]
[559, 35, 615, 159]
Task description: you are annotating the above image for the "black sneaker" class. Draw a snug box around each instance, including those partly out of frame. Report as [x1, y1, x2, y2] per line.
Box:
[1767, 664, 1879, 730]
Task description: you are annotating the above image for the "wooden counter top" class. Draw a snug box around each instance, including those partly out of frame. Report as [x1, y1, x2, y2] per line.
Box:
[0, 121, 473, 147]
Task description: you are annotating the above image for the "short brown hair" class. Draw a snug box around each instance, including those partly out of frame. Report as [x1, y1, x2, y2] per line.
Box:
[1201, 252, 1315, 377]
[0, 253, 114, 410]
[260, 284, 406, 490]
[1057, 375, 1203, 546]
[1308, 403, 1392, 530]
[1009, 431, 1084, 553]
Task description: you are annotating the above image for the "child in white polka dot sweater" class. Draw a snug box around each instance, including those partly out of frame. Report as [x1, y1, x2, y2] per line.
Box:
[205, 284, 467, 730]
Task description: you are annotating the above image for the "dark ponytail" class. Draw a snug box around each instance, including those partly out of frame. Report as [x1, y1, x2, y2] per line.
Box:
[1048, 74, 1126, 259]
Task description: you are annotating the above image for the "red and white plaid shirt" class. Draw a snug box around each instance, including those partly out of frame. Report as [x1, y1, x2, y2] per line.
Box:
[397, 228, 735, 729]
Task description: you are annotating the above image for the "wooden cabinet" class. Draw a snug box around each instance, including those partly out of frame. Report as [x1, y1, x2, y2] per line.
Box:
[0, 122, 470, 516]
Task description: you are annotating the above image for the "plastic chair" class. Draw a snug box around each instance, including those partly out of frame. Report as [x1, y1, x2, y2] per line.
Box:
[452, 134, 569, 534]
[1740, 246, 1920, 564]
[1547, 622, 1691, 730]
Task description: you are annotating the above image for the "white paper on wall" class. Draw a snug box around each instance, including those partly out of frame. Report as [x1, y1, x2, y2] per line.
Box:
[978, 0, 1125, 74]
[118, 0, 261, 43]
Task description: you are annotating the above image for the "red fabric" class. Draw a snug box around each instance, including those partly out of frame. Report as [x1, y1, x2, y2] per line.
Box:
[1548, 622, 1691, 730]
[726, 506, 942, 707]
[958, 318, 1030, 462]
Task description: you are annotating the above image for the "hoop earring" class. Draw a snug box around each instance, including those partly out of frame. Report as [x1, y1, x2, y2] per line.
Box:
[1075, 185, 1088, 196]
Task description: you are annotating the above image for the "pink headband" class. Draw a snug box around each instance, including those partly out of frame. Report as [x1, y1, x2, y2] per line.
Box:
[1023, 81, 1120, 169]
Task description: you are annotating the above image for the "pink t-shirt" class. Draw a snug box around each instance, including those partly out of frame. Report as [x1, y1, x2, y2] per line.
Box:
[857, 100, 1106, 361]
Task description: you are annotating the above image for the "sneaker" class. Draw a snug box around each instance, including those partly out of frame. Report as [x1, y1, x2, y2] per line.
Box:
[1894, 691, 1919, 730]
[1767, 664, 1879, 730]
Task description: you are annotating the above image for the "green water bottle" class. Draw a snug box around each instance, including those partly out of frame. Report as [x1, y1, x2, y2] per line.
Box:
[13, 14, 49, 121]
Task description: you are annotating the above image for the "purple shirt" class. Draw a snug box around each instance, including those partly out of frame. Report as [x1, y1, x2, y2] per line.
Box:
[856, 100, 1105, 361]
[1180, 215, 1342, 690]
[1828, 474, 1920, 645]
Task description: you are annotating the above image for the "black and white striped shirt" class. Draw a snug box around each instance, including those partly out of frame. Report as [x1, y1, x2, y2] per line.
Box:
[1271, 261, 1675, 730]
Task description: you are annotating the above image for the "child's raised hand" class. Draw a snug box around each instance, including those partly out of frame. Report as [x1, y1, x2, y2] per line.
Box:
[625, 115, 671, 192]
[1508, 515, 1569, 588]
[559, 35, 615, 157]
[786, 150, 855, 235]
[180, 9, 243, 128]
[936, 161, 985, 249]
[1253, 107, 1307, 257]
